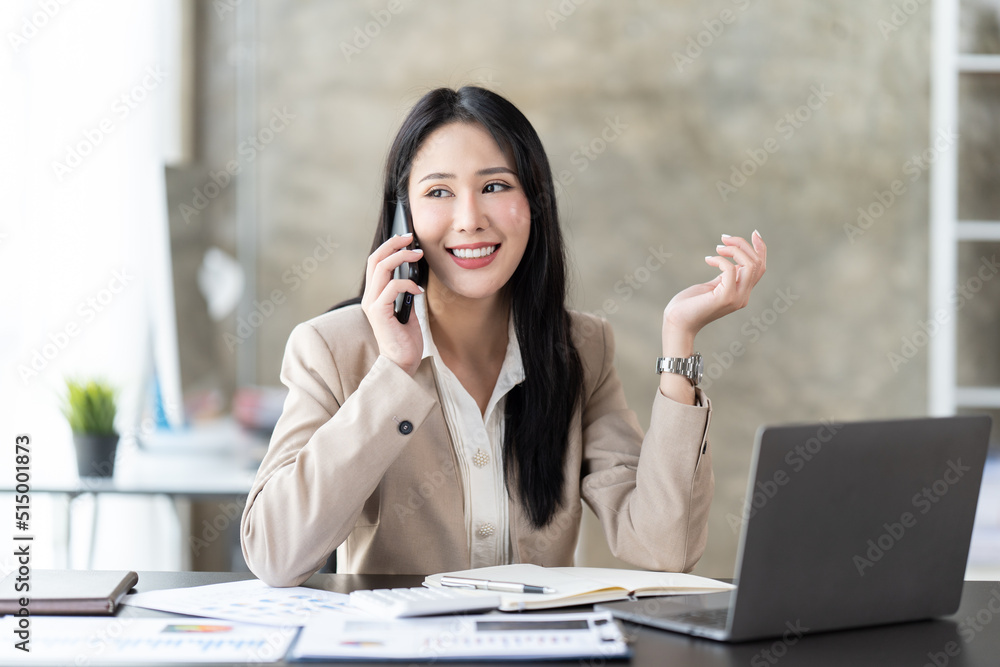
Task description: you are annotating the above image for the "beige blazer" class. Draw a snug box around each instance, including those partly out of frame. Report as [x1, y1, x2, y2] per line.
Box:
[240, 305, 714, 587]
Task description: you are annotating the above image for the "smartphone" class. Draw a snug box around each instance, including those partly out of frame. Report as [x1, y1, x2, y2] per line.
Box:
[391, 201, 420, 324]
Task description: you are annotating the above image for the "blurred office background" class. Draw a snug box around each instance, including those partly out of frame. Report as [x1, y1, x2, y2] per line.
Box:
[1, 0, 998, 579]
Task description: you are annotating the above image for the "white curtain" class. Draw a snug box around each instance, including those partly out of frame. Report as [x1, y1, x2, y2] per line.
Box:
[0, 0, 182, 570]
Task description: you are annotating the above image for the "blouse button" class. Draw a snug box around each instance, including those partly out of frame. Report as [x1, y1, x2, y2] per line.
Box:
[478, 522, 496, 538]
[472, 449, 490, 468]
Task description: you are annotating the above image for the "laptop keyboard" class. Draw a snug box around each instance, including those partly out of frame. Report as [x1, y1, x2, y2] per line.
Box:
[669, 607, 730, 629]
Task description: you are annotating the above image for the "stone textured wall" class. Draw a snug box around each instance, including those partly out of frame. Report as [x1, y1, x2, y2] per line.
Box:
[169, 0, 1000, 576]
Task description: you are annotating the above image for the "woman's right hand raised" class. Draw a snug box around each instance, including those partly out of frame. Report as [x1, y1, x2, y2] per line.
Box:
[360, 233, 425, 376]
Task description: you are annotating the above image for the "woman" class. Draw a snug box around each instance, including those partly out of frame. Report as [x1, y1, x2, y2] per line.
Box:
[241, 86, 766, 587]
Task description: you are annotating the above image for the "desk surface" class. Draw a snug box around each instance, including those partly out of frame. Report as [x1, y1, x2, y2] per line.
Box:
[110, 571, 1000, 666]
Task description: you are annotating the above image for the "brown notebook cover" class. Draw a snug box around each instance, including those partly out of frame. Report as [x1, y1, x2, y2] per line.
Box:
[0, 569, 138, 615]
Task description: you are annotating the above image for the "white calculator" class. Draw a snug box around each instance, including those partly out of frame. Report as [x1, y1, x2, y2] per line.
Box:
[348, 586, 502, 618]
[290, 611, 631, 661]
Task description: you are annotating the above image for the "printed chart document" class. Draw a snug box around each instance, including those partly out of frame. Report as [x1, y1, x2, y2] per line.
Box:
[123, 579, 355, 626]
[0, 617, 297, 663]
[425, 564, 734, 611]
[289, 611, 628, 661]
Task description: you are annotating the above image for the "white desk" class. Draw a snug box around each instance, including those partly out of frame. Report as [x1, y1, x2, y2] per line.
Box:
[1, 419, 265, 569]
[968, 454, 1000, 579]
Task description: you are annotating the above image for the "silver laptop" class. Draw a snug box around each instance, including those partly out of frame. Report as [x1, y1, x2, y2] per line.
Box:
[596, 415, 992, 642]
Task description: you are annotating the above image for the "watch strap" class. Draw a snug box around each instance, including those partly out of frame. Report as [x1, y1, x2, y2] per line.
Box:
[655, 353, 703, 386]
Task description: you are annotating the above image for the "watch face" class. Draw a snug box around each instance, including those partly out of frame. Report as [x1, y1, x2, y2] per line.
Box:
[693, 354, 704, 385]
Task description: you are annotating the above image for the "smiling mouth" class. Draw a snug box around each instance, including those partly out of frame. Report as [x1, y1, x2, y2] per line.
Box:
[448, 244, 498, 259]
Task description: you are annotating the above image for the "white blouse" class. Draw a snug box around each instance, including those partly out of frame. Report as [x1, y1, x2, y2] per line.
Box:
[413, 294, 525, 568]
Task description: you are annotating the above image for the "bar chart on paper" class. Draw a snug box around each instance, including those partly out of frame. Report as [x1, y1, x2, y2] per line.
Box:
[0, 617, 298, 663]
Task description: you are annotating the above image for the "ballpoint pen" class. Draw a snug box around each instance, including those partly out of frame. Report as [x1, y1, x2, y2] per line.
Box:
[439, 576, 556, 595]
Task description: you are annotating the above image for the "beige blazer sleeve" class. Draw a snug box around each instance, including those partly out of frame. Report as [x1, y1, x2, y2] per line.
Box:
[239, 319, 438, 587]
[575, 315, 714, 572]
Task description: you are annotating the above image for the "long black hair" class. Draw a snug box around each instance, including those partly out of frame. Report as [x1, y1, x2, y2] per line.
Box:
[335, 86, 583, 528]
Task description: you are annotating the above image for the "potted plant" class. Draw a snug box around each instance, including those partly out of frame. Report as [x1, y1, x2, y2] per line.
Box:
[61, 379, 119, 478]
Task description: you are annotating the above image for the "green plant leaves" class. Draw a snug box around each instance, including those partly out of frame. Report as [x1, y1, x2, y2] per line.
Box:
[61, 379, 117, 435]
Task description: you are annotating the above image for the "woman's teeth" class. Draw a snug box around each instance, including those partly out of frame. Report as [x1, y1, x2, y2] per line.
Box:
[450, 245, 497, 259]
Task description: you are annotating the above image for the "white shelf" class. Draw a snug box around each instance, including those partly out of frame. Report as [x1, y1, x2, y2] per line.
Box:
[957, 221, 1000, 241]
[956, 387, 1000, 409]
[930, 3, 1000, 416]
[958, 53, 1000, 73]
[929, 0, 960, 416]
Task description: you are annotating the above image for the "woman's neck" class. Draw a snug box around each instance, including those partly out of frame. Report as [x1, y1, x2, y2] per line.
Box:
[425, 278, 510, 368]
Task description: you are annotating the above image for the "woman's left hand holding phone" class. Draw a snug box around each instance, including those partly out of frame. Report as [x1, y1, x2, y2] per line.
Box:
[361, 233, 425, 376]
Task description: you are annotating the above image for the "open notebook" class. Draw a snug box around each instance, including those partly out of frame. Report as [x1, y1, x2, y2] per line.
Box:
[424, 564, 733, 611]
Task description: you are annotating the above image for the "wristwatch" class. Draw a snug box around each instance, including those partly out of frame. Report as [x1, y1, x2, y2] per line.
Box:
[655, 353, 703, 386]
